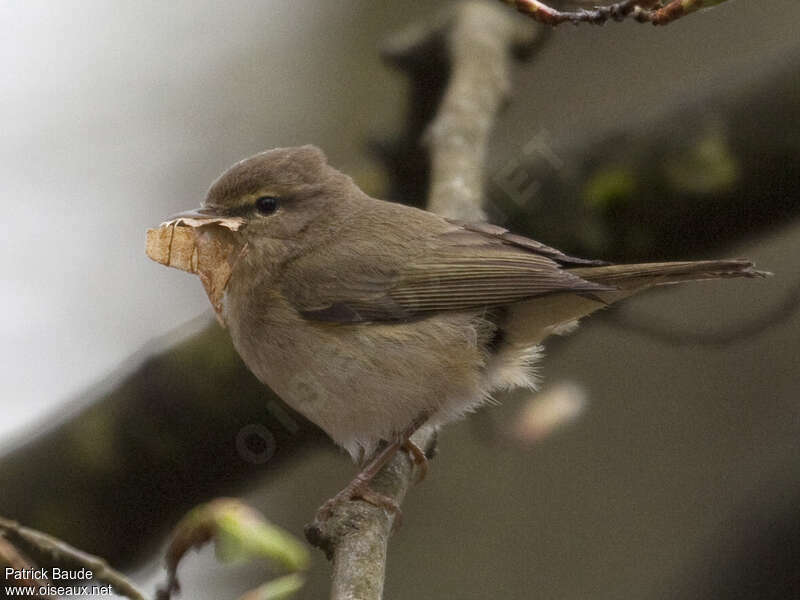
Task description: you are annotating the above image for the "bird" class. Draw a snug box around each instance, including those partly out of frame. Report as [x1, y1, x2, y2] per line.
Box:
[160, 144, 766, 516]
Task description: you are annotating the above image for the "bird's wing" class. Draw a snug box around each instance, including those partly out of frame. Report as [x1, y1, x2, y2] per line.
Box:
[446, 220, 609, 267]
[283, 220, 613, 323]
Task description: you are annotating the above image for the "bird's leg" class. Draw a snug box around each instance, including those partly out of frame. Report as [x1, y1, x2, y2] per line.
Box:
[397, 412, 431, 484]
[402, 438, 428, 483]
[315, 415, 429, 523]
[314, 439, 404, 523]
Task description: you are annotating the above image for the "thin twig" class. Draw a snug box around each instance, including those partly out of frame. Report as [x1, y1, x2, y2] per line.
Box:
[306, 2, 542, 599]
[0, 517, 147, 600]
[500, 0, 646, 25]
[499, 0, 726, 26]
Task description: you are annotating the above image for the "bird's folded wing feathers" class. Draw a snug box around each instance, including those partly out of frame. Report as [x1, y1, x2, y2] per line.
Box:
[448, 220, 609, 267]
[284, 222, 613, 323]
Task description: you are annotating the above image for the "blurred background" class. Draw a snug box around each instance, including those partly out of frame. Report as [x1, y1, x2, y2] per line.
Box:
[2, 1, 799, 598]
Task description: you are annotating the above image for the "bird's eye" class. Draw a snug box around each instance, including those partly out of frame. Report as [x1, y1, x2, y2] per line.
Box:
[255, 196, 279, 215]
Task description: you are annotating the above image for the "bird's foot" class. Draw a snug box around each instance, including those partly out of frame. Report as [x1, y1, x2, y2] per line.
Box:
[314, 478, 401, 525]
[305, 477, 402, 557]
[310, 416, 430, 533]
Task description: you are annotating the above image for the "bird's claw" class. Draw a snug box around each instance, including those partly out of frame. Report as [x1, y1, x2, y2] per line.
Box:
[314, 480, 401, 524]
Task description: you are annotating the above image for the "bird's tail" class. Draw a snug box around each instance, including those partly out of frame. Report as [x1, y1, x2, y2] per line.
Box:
[569, 259, 769, 291]
[501, 259, 768, 351]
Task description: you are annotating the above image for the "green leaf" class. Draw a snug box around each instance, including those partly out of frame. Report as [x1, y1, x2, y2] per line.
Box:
[214, 505, 310, 571]
[163, 498, 310, 598]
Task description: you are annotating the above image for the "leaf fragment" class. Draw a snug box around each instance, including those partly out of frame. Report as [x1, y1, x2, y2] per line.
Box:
[159, 498, 309, 600]
[145, 218, 246, 323]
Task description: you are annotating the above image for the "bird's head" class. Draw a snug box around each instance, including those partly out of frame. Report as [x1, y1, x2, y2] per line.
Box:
[169, 145, 360, 249]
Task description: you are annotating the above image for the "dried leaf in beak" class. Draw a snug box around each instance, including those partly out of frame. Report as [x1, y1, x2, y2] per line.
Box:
[145, 216, 246, 324]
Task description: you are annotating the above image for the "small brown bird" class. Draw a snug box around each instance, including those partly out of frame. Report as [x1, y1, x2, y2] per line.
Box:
[164, 145, 765, 513]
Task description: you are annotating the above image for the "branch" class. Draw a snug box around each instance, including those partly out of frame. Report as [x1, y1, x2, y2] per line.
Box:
[500, 0, 645, 25]
[0, 517, 147, 600]
[306, 3, 542, 598]
[499, 0, 731, 26]
[305, 430, 436, 600]
[421, 2, 540, 221]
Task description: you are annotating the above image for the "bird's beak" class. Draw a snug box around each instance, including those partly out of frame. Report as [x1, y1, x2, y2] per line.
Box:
[166, 206, 225, 221]
[162, 206, 245, 231]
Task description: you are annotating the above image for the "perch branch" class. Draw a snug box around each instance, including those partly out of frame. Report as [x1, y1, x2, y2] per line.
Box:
[305, 3, 542, 599]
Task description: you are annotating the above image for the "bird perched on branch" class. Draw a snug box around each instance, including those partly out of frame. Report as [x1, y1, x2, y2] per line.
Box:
[157, 144, 766, 517]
